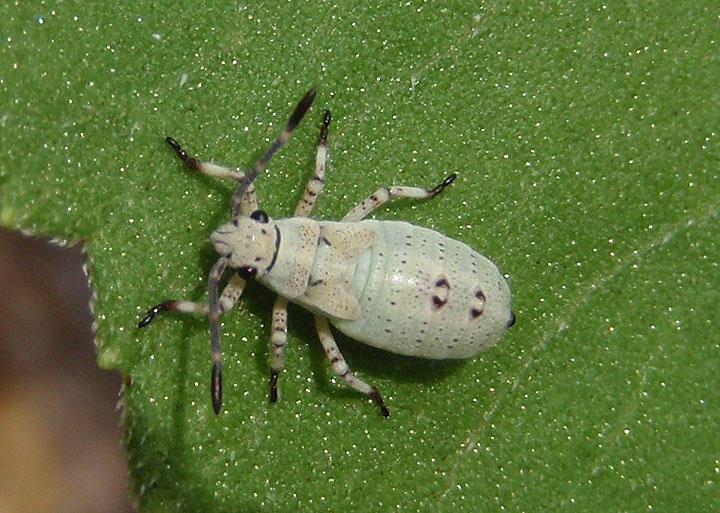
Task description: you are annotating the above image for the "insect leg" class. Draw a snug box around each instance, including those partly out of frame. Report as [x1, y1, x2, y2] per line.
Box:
[165, 136, 259, 216]
[137, 273, 246, 327]
[314, 315, 390, 417]
[294, 110, 331, 217]
[268, 296, 288, 402]
[341, 173, 457, 222]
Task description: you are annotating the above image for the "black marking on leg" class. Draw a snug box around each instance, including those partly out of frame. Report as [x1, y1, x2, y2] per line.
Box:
[429, 173, 457, 197]
[369, 388, 390, 417]
[138, 300, 176, 327]
[270, 370, 278, 402]
[211, 361, 223, 415]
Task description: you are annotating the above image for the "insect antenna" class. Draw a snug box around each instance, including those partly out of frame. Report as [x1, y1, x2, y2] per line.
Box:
[250, 88, 316, 177]
[208, 256, 229, 414]
[230, 88, 317, 220]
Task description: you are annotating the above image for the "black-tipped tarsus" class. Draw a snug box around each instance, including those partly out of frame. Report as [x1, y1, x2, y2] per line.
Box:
[319, 109, 331, 144]
[430, 173, 457, 197]
[138, 300, 175, 328]
[269, 370, 279, 402]
[165, 137, 199, 169]
[369, 388, 390, 417]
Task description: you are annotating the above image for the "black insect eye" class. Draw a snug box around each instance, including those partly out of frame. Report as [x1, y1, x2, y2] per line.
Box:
[237, 266, 257, 280]
[250, 210, 269, 223]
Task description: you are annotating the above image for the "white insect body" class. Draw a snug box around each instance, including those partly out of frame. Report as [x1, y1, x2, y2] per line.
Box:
[139, 89, 514, 417]
[255, 218, 512, 359]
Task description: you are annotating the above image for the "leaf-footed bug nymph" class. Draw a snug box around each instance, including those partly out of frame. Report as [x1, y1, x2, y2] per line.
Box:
[138, 89, 515, 417]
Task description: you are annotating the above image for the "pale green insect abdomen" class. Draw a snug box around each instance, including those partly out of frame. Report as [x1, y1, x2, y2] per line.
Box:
[332, 220, 512, 359]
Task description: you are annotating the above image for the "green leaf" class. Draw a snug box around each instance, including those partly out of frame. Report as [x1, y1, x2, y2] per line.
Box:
[2, 1, 718, 511]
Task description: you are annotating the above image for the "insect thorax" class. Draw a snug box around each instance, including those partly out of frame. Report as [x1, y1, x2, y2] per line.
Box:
[259, 217, 320, 298]
[260, 219, 378, 320]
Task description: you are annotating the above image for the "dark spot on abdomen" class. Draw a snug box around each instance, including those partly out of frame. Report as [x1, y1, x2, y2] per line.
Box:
[432, 295, 447, 310]
[470, 307, 484, 319]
